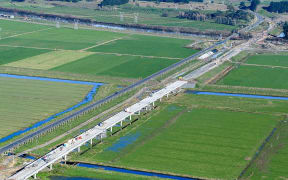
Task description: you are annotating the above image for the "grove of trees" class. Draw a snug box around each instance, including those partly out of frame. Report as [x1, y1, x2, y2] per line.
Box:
[249, 0, 260, 11]
[45, 0, 82, 2]
[99, 0, 128, 6]
[178, 9, 253, 26]
[11, 0, 25, 2]
[139, 0, 203, 3]
[265, 1, 288, 13]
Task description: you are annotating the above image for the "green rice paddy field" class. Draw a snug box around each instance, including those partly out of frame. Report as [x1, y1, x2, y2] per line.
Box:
[242, 121, 288, 180]
[0, 76, 91, 139]
[0, 19, 197, 79]
[218, 54, 288, 89]
[52, 54, 179, 78]
[70, 93, 286, 180]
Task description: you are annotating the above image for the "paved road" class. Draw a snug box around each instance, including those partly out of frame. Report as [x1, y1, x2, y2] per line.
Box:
[0, 12, 263, 155]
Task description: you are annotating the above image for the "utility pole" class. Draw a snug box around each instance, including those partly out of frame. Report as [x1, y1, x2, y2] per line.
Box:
[134, 13, 139, 24]
[74, 19, 79, 30]
[120, 12, 124, 22]
[56, 18, 60, 28]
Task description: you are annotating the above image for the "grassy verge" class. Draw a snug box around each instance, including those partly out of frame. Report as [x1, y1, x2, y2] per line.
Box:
[196, 61, 231, 84]
[230, 51, 251, 62]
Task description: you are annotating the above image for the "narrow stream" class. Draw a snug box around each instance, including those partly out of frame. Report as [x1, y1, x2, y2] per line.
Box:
[49, 176, 99, 180]
[17, 154, 198, 180]
[186, 90, 288, 101]
[75, 163, 197, 180]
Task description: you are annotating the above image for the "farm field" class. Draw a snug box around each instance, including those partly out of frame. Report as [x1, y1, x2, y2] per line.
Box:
[3, 50, 94, 70]
[239, 120, 288, 180]
[0, 76, 92, 140]
[0, 19, 49, 38]
[247, 139, 288, 179]
[0, 46, 50, 65]
[88, 34, 198, 58]
[0, 26, 126, 50]
[245, 54, 288, 67]
[71, 93, 283, 180]
[0, 19, 197, 79]
[52, 53, 179, 78]
[217, 54, 288, 89]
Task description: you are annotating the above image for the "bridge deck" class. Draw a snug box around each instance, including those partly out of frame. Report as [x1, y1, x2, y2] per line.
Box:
[9, 80, 187, 180]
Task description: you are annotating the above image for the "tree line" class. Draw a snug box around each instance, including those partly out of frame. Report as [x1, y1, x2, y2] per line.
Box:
[178, 9, 253, 26]
[264, 1, 288, 13]
[12, 0, 82, 2]
[140, 0, 203, 3]
[99, 0, 128, 6]
[239, 0, 260, 11]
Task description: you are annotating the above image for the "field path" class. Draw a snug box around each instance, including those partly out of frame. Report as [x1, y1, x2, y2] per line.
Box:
[93, 51, 182, 60]
[0, 44, 181, 60]
[0, 27, 53, 40]
[0, 44, 58, 51]
[232, 62, 288, 69]
[81, 37, 123, 51]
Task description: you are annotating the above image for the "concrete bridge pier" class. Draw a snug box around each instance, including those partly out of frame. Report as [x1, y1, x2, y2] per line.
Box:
[110, 126, 113, 135]
[63, 155, 67, 164]
[49, 164, 53, 170]
[33, 173, 37, 179]
[90, 139, 93, 147]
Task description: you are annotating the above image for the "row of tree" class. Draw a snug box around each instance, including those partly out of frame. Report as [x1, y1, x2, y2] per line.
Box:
[139, 0, 203, 3]
[264, 1, 288, 13]
[12, 0, 82, 2]
[239, 0, 260, 11]
[178, 9, 253, 26]
[98, 0, 128, 6]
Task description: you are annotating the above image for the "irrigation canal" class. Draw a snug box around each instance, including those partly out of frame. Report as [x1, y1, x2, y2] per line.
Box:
[76, 163, 197, 180]
[49, 176, 99, 180]
[0, 74, 103, 144]
[186, 90, 288, 101]
[17, 154, 197, 180]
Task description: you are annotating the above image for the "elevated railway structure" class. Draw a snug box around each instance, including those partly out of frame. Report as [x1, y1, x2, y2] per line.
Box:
[8, 80, 187, 180]
[4, 12, 263, 180]
[0, 28, 236, 156]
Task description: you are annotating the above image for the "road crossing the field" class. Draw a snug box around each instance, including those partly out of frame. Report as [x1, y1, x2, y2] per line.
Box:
[0, 27, 53, 40]
[81, 37, 124, 51]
